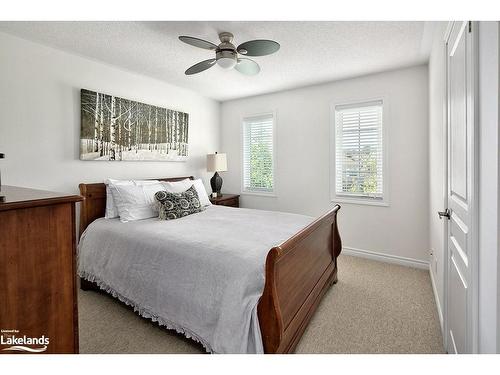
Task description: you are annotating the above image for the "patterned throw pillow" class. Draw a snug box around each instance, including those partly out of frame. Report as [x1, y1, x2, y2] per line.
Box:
[154, 186, 204, 220]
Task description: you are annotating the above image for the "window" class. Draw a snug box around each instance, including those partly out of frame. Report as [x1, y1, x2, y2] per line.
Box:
[333, 100, 386, 203]
[242, 113, 275, 194]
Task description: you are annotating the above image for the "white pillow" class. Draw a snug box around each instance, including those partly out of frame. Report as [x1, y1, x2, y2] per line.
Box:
[104, 179, 132, 219]
[106, 179, 162, 222]
[105, 186, 120, 219]
[104, 179, 160, 219]
[160, 178, 192, 193]
[162, 178, 211, 207]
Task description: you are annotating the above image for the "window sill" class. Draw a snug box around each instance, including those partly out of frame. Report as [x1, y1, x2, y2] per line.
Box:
[241, 190, 277, 198]
[331, 196, 389, 207]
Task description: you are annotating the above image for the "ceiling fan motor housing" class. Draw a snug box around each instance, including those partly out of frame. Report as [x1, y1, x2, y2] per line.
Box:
[218, 32, 234, 43]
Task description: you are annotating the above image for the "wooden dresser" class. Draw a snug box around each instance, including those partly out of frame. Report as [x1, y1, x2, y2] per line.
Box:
[0, 186, 82, 354]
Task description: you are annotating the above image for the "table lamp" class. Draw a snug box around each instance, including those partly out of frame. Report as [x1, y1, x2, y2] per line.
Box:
[207, 152, 227, 197]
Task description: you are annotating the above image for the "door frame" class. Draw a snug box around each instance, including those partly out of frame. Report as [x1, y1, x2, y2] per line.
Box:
[442, 20, 479, 353]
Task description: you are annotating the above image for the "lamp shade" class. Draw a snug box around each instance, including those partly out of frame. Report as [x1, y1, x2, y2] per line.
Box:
[207, 153, 227, 172]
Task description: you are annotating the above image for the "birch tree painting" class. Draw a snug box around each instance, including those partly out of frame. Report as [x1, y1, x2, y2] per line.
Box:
[80, 89, 189, 161]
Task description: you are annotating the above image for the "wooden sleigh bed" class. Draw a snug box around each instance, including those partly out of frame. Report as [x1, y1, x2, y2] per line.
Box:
[78, 176, 342, 354]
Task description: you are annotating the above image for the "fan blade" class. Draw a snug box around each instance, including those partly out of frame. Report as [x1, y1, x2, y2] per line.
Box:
[185, 59, 216, 75]
[235, 58, 260, 76]
[237, 40, 280, 56]
[179, 36, 218, 50]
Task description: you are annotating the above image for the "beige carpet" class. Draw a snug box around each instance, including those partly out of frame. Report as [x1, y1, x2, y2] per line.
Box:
[78, 255, 445, 354]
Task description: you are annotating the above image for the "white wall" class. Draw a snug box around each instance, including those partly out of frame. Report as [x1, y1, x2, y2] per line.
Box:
[221, 65, 430, 264]
[427, 22, 448, 332]
[0, 32, 220, 194]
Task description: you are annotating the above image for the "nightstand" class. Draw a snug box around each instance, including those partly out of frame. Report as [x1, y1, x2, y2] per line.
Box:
[209, 194, 240, 208]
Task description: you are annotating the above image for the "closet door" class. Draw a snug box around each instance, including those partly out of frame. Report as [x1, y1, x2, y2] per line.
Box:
[444, 21, 478, 354]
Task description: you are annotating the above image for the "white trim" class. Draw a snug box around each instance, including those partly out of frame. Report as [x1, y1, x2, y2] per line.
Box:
[469, 20, 480, 354]
[342, 246, 429, 270]
[240, 111, 277, 197]
[329, 96, 390, 207]
[333, 196, 389, 207]
[240, 191, 277, 198]
[429, 264, 445, 335]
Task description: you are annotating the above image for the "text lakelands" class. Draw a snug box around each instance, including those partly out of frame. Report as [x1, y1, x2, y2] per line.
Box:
[0, 335, 49, 345]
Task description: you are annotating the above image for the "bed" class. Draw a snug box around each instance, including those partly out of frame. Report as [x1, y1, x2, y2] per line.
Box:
[78, 176, 342, 353]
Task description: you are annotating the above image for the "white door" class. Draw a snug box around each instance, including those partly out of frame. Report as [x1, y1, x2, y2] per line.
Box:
[443, 21, 477, 354]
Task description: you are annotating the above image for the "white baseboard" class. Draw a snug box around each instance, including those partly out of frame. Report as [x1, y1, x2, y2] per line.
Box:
[429, 264, 444, 334]
[342, 246, 429, 270]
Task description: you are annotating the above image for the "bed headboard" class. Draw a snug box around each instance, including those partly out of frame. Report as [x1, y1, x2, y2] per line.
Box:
[78, 176, 194, 237]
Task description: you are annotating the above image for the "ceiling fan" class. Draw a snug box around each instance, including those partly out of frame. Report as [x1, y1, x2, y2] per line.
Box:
[179, 32, 280, 76]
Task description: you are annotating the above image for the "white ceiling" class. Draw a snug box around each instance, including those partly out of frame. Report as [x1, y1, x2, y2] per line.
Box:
[0, 21, 434, 101]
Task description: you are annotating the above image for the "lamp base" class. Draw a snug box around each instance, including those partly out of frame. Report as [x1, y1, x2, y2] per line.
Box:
[210, 172, 223, 197]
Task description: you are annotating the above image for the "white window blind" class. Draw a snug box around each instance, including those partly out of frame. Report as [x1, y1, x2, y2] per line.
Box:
[242, 114, 274, 193]
[335, 100, 384, 200]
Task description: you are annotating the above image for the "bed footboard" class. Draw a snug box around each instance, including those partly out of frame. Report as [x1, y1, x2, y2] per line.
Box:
[257, 205, 341, 353]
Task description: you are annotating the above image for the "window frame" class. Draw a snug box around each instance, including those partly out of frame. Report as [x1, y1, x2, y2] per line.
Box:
[330, 97, 390, 207]
[240, 111, 277, 197]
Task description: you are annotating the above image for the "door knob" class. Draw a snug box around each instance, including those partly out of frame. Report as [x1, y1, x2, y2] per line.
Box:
[438, 208, 451, 220]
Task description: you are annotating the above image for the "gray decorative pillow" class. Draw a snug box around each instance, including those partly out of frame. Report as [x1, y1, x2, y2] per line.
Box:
[154, 186, 204, 220]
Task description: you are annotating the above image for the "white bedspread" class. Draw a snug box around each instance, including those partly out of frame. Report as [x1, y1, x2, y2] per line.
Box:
[78, 205, 314, 353]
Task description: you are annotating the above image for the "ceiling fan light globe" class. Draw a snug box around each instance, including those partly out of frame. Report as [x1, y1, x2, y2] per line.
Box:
[217, 57, 237, 70]
[216, 49, 237, 70]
